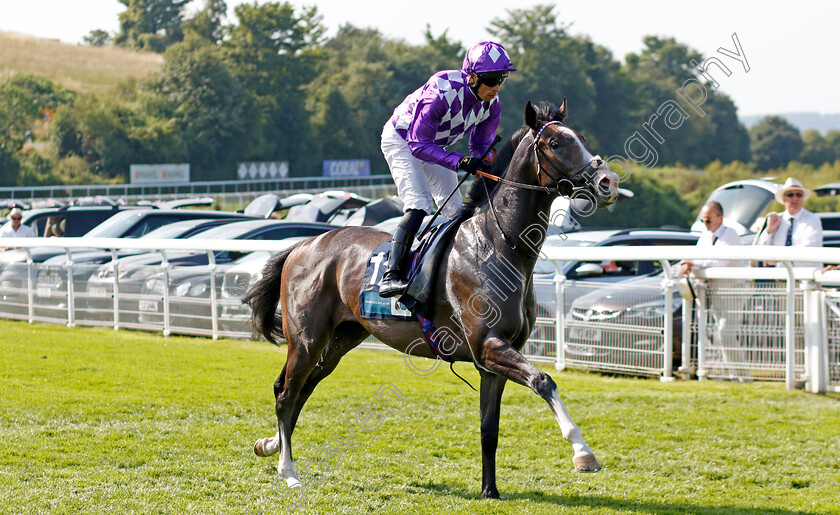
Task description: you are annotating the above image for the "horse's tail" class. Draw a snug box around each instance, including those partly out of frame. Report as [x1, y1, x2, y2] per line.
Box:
[242, 243, 300, 345]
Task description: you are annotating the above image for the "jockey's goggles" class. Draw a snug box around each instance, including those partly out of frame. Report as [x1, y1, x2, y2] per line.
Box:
[476, 71, 509, 88]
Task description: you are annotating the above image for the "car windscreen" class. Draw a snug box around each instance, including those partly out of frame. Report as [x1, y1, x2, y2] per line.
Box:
[84, 211, 144, 238]
[705, 184, 774, 229]
[140, 223, 196, 239]
[535, 239, 597, 274]
[188, 223, 259, 240]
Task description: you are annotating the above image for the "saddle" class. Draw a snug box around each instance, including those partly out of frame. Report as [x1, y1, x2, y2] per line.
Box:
[359, 216, 464, 321]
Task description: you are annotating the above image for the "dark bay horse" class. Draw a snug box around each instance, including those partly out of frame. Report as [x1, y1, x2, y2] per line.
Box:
[245, 99, 619, 499]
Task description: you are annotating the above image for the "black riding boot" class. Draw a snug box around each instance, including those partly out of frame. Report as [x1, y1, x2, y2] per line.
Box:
[379, 209, 424, 298]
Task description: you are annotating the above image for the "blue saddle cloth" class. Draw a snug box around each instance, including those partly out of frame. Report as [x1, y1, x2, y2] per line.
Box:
[359, 217, 463, 321]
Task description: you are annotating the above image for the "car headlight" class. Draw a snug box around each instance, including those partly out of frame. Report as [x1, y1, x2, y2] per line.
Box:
[173, 281, 207, 297]
[624, 297, 681, 319]
[173, 281, 190, 297]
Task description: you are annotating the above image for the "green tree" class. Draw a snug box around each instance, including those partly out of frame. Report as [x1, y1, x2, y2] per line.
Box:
[749, 116, 803, 171]
[622, 36, 750, 167]
[489, 5, 597, 139]
[148, 37, 258, 180]
[800, 129, 835, 166]
[182, 0, 227, 44]
[83, 30, 112, 47]
[51, 88, 185, 181]
[114, 0, 189, 52]
[0, 75, 74, 185]
[705, 93, 751, 163]
[223, 1, 325, 176]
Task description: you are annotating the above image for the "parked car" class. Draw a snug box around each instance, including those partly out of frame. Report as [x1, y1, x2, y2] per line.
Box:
[139, 251, 275, 335]
[219, 251, 275, 335]
[284, 191, 370, 224]
[32, 218, 248, 320]
[0, 204, 153, 315]
[817, 212, 840, 231]
[815, 182, 840, 197]
[689, 179, 782, 237]
[0, 203, 148, 242]
[85, 219, 337, 326]
[0, 207, 260, 317]
[527, 228, 698, 357]
[563, 271, 684, 375]
[533, 228, 699, 315]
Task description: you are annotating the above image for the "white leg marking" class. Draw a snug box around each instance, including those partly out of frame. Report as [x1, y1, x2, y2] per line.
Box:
[254, 431, 280, 457]
[547, 388, 593, 459]
[278, 433, 302, 488]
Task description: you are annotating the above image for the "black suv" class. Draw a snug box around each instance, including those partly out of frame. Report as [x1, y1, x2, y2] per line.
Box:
[14, 204, 148, 238]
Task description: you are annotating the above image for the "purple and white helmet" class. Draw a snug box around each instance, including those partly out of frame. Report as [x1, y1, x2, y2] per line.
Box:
[462, 41, 517, 75]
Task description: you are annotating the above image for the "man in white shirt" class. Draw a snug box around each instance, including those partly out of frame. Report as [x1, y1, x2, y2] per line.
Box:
[757, 177, 823, 268]
[680, 200, 742, 275]
[0, 208, 35, 250]
[679, 201, 747, 380]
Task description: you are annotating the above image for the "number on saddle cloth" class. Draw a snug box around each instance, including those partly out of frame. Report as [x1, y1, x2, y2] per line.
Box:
[358, 217, 464, 321]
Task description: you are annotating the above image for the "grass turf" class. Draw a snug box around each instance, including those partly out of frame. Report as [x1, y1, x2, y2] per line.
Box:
[1, 319, 838, 514]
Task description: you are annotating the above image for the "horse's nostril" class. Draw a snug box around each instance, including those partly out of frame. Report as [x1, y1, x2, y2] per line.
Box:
[599, 177, 611, 190]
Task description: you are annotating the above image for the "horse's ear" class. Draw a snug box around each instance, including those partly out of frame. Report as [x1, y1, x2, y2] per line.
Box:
[557, 97, 567, 121]
[524, 101, 539, 131]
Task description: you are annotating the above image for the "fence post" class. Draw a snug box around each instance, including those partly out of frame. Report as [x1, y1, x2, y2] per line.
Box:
[696, 287, 708, 380]
[208, 250, 219, 340]
[64, 248, 75, 328]
[160, 250, 171, 337]
[782, 262, 796, 390]
[25, 249, 34, 324]
[803, 282, 828, 393]
[554, 267, 566, 371]
[660, 260, 674, 382]
[111, 249, 120, 331]
[680, 297, 694, 377]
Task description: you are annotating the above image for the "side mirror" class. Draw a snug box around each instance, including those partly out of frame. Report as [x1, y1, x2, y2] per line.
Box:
[572, 263, 604, 278]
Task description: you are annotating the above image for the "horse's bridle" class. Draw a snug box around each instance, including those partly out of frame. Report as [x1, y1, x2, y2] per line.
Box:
[532, 121, 600, 197]
[474, 120, 599, 197]
[477, 120, 602, 258]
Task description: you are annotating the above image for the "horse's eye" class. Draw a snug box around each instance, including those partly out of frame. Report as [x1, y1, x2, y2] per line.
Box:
[549, 140, 560, 149]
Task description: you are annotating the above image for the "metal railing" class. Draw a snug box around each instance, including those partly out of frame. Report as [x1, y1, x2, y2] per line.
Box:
[1, 175, 397, 206]
[2, 237, 839, 392]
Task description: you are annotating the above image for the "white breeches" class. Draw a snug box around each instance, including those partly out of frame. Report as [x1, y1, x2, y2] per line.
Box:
[381, 124, 462, 219]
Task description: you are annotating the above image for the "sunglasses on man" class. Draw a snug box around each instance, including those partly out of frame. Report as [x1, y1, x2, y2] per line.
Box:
[10, 217, 22, 221]
[476, 71, 509, 88]
[785, 192, 803, 198]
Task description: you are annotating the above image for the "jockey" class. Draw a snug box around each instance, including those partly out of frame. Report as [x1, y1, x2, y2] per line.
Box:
[378, 41, 516, 297]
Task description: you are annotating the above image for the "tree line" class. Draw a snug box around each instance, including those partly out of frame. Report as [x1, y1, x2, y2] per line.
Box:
[1, 1, 838, 189]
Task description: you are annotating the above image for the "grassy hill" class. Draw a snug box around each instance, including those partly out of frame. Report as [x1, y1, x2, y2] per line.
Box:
[0, 31, 163, 92]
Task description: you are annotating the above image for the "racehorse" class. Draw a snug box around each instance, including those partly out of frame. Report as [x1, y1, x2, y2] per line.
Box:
[244, 99, 619, 499]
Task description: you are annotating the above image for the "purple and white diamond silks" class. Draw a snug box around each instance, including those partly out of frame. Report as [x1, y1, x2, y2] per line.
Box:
[387, 69, 500, 171]
[461, 41, 516, 74]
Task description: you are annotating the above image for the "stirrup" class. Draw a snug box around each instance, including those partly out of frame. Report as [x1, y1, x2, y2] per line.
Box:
[378, 272, 407, 298]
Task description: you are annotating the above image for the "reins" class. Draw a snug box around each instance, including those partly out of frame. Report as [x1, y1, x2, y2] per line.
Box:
[478, 120, 597, 258]
[473, 121, 597, 197]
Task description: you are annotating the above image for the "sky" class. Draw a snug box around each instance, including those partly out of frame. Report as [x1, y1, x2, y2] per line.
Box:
[1, 0, 838, 117]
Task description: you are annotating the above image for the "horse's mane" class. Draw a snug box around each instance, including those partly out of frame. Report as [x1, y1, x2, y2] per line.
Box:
[457, 101, 566, 218]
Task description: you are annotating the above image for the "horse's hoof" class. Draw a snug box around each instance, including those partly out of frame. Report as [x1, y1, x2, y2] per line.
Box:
[253, 437, 278, 457]
[284, 476, 303, 489]
[573, 454, 601, 472]
[481, 488, 500, 500]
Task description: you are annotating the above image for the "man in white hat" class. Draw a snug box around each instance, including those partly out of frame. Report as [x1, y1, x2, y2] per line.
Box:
[0, 208, 35, 251]
[757, 177, 822, 267]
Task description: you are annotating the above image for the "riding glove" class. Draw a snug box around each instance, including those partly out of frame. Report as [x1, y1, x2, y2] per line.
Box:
[457, 156, 487, 175]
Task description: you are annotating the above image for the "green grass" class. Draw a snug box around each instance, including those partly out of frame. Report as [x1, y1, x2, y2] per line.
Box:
[1, 319, 839, 514]
[0, 31, 162, 93]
